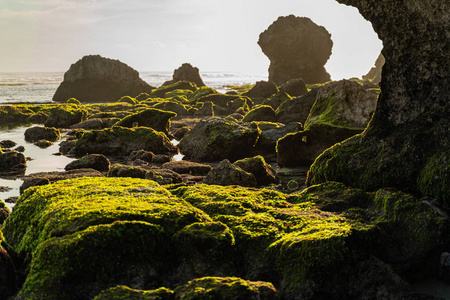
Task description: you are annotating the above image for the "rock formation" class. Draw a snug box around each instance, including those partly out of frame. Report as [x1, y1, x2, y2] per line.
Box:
[258, 15, 333, 85]
[308, 0, 450, 203]
[363, 53, 385, 84]
[53, 55, 154, 103]
[164, 63, 205, 87]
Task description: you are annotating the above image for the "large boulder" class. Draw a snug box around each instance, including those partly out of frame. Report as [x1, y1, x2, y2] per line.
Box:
[234, 155, 278, 186]
[203, 159, 257, 187]
[254, 122, 302, 155]
[0, 151, 26, 175]
[308, 0, 450, 204]
[65, 154, 111, 173]
[73, 126, 177, 156]
[45, 105, 88, 128]
[243, 105, 277, 122]
[279, 78, 308, 97]
[114, 108, 176, 135]
[178, 117, 260, 162]
[24, 126, 60, 143]
[242, 81, 279, 99]
[53, 55, 154, 103]
[258, 15, 332, 85]
[275, 88, 319, 124]
[164, 63, 205, 87]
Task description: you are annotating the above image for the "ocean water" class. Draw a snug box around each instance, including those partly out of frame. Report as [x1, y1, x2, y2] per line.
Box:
[0, 71, 267, 104]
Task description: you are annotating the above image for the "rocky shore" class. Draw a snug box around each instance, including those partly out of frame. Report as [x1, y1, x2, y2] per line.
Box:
[1, 0, 449, 299]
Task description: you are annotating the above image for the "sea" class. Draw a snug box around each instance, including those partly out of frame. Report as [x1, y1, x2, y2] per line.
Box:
[0, 71, 267, 104]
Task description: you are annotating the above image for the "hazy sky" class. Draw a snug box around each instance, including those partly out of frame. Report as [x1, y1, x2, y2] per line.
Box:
[0, 0, 382, 79]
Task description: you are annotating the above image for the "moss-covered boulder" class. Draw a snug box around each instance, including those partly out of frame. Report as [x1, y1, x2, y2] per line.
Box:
[195, 94, 251, 115]
[242, 105, 277, 123]
[108, 164, 148, 178]
[263, 91, 292, 110]
[254, 122, 302, 156]
[0, 200, 10, 225]
[178, 117, 260, 162]
[45, 105, 88, 128]
[153, 101, 190, 118]
[73, 126, 177, 156]
[0, 150, 26, 175]
[114, 108, 176, 135]
[117, 95, 138, 105]
[0, 231, 19, 299]
[93, 286, 174, 300]
[174, 277, 279, 300]
[151, 81, 197, 98]
[234, 156, 278, 186]
[203, 159, 257, 187]
[128, 149, 155, 163]
[0, 105, 34, 125]
[275, 88, 319, 124]
[279, 78, 307, 97]
[242, 81, 279, 99]
[24, 126, 60, 143]
[65, 154, 110, 172]
[188, 86, 218, 103]
[161, 161, 212, 176]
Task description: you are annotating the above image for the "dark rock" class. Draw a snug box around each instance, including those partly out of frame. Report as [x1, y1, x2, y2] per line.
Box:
[258, 15, 332, 85]
[65, 154, 110, 172]
[275, 87, 319, 124]
[263, 91, 292, 110]
[165, 63, 205, 87]
[194, 101, 215, 117]
[0, 151, 26, 175]
[114, 108, 176, 134]
[0, 236, 19, 299]
[0, 201, 10, 225]
[161, 161, 212, 176]
[234, 155, 278, 186]
[255, 121, 302, 154]
[27, 111, 48, 124]
[45, 106, 87, 128]
[20, 169, 104, 193]
[363, 53, 385, 84]
[0, 106, 34, 125]
[152, 154, 171, 164]
[108, 164, 147, 178]
[0, 186, 12, 193]
[179, 117, 260, 162]
[279, 78, 308, 96]
[151, 81, 197, 98]
[243, 105, 277, 122]
[93, 286, 174, 300]
[153, 101, 190, 118]
[243, 81, 279, 99]
[203, 159, 257, 187]
[0, 140, 16, 149]
[117, 96, 137, 105]
[15, 146, 25, 152]
[128, 150, 155, 163]
[59, 140, 76, 155]
[53, 55, 154, 103]
[145, 168, 183, 184]
[174, 277, 279, 300]
[173, 126, 190, 140]
[24, 126, 60, 143]
[70, 118, 110, 130]
[33, 140, 53, 148]
[73, 126, 177, 156]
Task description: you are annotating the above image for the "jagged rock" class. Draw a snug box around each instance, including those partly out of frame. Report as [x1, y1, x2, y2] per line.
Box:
[258, 15, 332, 85]
[243, 105, 277, 122]
[363, 53, 385, 84]
[203, 159, 257, 187]
[114, 108, 176, 134]
[24, 126, 60, 143]
[164, 63, 205, 87]
[275, 87, 319, 124]
[161, 161, 212, 176]
[308, 0, 450, 203]
[65, 154, 110, 173]
[73, 126, 177, 156]
[0, 151, 26, 175]
[194, 101, 215, 117]
[242, 81, 279, 99]
[234, 155, 279, 186]
[178, 117, 260, 162]
[53, 55, 154, 103]
[279, 78, 308, 97]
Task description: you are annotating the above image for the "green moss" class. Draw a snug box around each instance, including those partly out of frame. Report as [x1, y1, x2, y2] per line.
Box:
[150, 81, 197, 98]
[224, 84, 254, 94]
[417, 152, 450, 203]
[164, 89, 193, 99]
[0, 105, 34, 125]
[93, 286, 174, 300]
[118, 96, 138, 105]
[188, 86, 218, 103]
[66, 98, 81, 105]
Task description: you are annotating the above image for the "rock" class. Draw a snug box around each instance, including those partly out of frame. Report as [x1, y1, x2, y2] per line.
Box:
[128, 150, 154, 163]
[0, 201, 10, 225]
[279, 78, 308, 97]
[65, 154, 110, 173]
[93, 286, 174, 300]
[70, 118, 112, 130]
[0, 151, 26, 175]
[0, 105, 34, 125]
[53, 55, 154, 103]
[59, 140, 76, 155]
[151, 81, 197, 98]
[117, 96, 137, 105]
[24, 126, 60, 143]
[114, 108, 176, 134]
[242, 81, 279, 99]
[275, 87, 319, 124]
[194, 101, 215, 117]
[234, 155, 279, 186]
[242, 105, 277, 122]
[263, 91, 292, 110]
[161, 161, 212, 176]
[45, 105, 88, 128]
[179, 117, 260, 162]
[194, 94, 251, 114]
[108, 164, 148, 178]
[188, 86, 218, 103]
[27, 111, 49, 124]
[254, 122, 302, 154]
[258, 15, 332, 85]
[152, 154, 171, 164]
[308, 0, 450, 202]
[164, 63, 205, 87]
[15, 146, 25, 152]
[0, 232, 19, 299]
[304, 80, 377, 130]
[203, 159, 257, 187]
[145, 168, 183, 184]
[20, 169, 104, 193]
[174, 277, 279, 300]
[173, 126, 190, 140]
[73, 126, 177, 156]
[153, 101, 190, 118]
[0, 140, 16, 149]
[363, 53, 385, 84]
[440, 252, 450, 282]
[33, 140, 53, 148]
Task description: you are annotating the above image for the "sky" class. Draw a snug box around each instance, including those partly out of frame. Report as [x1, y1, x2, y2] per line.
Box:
[0, 0, 382, 80]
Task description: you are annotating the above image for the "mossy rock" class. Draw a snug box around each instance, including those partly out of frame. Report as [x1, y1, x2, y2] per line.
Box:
[263, 91, 292, 110]
[114, 108, 176, 134]
[44, 104, 88, 128]
[118, 96, 138, 105]
[188, 86, 218, 103]
[93, 286, 174, 300]
[234, 155, 279, 186]
[242, 81, 279, 99]
[0, 105, 34, 125]
[73, 126, 177, 156]
[153, 101, 190, 117]
[242, 105, 276, 123]
[174, 277, 279, 300]
[275, 88, 319, 124]
[151, 81, 197, 98]
[66, 98, 81, 105]
[164, 89, 193, 99]
[417, 152, 450, 203]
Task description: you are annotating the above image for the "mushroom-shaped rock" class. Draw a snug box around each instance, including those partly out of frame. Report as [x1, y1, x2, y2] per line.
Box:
[164, 63, 205, 87]
[178, 117, 260, 162]
[234, 155, 279, 186]
[114, 108, 176, 134]
[65, 154, 110, 173]
[203, 159, 257, 187]
[53, 55, 154, 103]
[258, 15, 332, 85]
